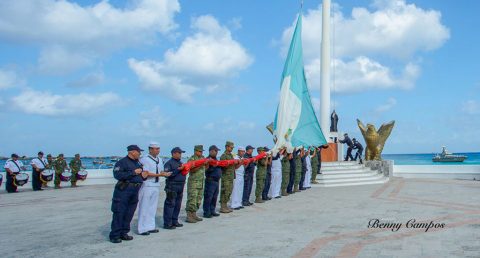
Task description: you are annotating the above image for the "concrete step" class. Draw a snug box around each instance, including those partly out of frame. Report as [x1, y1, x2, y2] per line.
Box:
[321, 168, 372, 174]
[321, 165, 366, 172]
[313, 177, 389, 187]
[322, 161, 359, 167]
[316, 173, 385, 184]
[318, 171, 380, 179]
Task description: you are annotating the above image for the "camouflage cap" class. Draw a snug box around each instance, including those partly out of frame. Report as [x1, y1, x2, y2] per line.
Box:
[257, 147, 264, 152]
[225, 141, 234, 147]
[194, 145, 204, 152]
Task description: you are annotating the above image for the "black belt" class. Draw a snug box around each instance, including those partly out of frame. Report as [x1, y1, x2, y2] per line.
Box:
[116, 181, 142, 188]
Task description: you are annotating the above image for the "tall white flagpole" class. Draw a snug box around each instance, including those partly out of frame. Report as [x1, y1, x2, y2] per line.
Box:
[320, 0, 331, 141]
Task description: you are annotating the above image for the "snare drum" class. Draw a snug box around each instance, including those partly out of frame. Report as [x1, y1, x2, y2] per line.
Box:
[60, 171, 72, 182]
[76, 169, 88, 181]
[14, 172, 29, 186]
[41, 169, 54, 182]
[0, 173, 3, 187]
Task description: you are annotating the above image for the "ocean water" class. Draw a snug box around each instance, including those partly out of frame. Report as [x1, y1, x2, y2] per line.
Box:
[1, 153, 479, 172]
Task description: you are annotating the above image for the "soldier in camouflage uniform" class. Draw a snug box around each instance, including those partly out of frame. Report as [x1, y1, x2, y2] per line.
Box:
[69, 154, 84, 187]
[53, 154, 69, 189]
[220, 141, 237, 213]
[281, 149, 292, 196]
[310, 147, 319, 184]
[185, 145, 207, 223]
[254, 147, 268, 203]
[293, 147, 303, 192]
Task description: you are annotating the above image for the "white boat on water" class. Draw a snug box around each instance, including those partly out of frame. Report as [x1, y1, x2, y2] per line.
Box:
[432, 146, 467, 162]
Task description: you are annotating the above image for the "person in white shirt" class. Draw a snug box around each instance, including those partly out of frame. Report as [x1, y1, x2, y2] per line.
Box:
[137, 142, 171, 235]
[4, 154, 25, 193]
[31, 151, 48, 191]
[303, 148, 312, 189]
[269, 150, 283, 199]
[230, 147, 246, 210]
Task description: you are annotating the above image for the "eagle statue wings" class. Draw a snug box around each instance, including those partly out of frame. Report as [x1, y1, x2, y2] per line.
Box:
[357, 119, 395, 161]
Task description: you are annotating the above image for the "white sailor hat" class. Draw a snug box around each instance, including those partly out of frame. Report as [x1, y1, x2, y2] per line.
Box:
[148, 141, 160, 148]
[237, 146, 245, 151]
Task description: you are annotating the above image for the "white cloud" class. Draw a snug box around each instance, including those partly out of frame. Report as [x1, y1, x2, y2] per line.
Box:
[129, 15, 253, 103]
[462, 100, 480, 115]
[281, 0, 448, 93]
[0, 0, 180, 73]
[12, 89, 120, 116]
[134, 106, 171, 137]
[0, 69, 20, 90]
[375, 97, 397, 113]
[238, 121, 256, 130]
[66, 71, 105, 88]
[38, 46, 94, 75]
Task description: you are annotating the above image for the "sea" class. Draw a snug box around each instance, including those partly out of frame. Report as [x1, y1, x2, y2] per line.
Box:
[1, 153, 479, 172]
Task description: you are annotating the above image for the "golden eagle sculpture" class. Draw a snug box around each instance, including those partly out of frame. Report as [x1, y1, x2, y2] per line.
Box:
[357, 119, 395, 161]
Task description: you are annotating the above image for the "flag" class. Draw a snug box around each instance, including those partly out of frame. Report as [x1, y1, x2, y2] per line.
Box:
[272, 14, 327, 152]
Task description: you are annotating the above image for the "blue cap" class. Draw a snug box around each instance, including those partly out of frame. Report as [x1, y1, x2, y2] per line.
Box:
[209, 145, 220, 151]
[127, 145, 144, 152]
[171, 147, 185, 153]
[246, 145, 254, 150]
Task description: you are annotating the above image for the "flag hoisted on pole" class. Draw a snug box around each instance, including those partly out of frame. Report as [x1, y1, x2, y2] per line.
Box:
[272, 14, 327, 153]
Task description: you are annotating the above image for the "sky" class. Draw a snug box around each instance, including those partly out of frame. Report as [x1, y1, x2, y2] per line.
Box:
[0, 0, 479, 157]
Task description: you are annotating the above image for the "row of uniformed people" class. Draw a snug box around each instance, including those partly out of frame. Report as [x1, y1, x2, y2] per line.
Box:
[109, 141, 327, 244]
[3, 152, 85, 193]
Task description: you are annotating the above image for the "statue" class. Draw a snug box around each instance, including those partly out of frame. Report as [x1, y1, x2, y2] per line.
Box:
[330, 110, 338, 132]
[357, 119, 395, 161]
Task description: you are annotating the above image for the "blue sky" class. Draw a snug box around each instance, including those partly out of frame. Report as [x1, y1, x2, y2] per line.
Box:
[0, 0, 479, 157]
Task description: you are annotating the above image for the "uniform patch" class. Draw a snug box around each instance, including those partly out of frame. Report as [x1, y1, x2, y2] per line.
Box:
[114, 166, 120, 172]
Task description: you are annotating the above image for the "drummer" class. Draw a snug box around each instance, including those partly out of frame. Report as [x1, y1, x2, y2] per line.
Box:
[69, 154, 85, 188]
[42, 154, 54, 188]
[31, 151, 48, 191]
[4, 154, 26, 193]
[53, 154, 70, 189]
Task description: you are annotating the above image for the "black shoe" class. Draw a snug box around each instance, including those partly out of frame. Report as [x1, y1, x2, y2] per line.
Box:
[110, 238, 122, 244]
[248, 202, 254, 205]
[212, 212, 220, 217]
[233, 207, 241, 210]
[275, 196, 281, 199]
[120, 235, 133, 241]
[139, 232, 150, 236]
[148, 229, 159, 233]
[268, 197, 272, 200]
[204, 214, 212, 218]
[173, 222, 183, 227]
[242, 202, 249, 206]
[164, 225, 176, 230]
[239, 206, 245, 209]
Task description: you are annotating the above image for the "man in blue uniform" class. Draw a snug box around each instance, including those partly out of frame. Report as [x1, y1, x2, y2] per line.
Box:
[242, 145, 256, 206]
[163, 147, 186, 229]
[287, 150, 296, 194]
[109, 145, 148, 243]
[352, 138, 364, 164]
[339, 133, 354, 161]
[203, 145, 221, 218]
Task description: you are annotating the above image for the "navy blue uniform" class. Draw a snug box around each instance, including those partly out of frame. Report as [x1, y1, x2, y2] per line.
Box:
[353, 141, 364, 163]
[203, 156, 221, 216]
[299, 156, 307, 189]
[109, 156, 144, 240]
[262, 154, 278, 200]
[242, 153, 256, 205]
[340, 136, 354, 161]
[287, 153, 296, 193]
[163, 158, 185, 227]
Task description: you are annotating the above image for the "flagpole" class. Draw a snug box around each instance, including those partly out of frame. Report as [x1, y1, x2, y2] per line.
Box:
[320, 0, 331, 142]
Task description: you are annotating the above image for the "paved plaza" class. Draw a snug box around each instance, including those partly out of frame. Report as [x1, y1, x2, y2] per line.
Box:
[0, 177, 479, 258]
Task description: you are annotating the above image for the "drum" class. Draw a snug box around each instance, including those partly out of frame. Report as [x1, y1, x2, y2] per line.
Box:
[60, 171, 72, 182]
[0, 173, 3, 187]
[41, 169, 54, 182]
[14, 172, 29, 186]
[76, 169, 88, 181]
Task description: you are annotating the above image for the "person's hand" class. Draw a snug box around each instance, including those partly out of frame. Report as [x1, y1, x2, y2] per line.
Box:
[141, 171, 149, 178]
[160, 171, 172, 177]
[179, 165, 185, 170]
[134, 168, 143, 174]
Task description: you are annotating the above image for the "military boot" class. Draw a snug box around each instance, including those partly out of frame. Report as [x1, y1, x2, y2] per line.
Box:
[186, 212, 197, 223]
[220, 203, 231, 213]
[281, 189, 289, 196]
[255, 197, 265, 203]
[193, 213, 203, 222]
[294, 185, 299, 192]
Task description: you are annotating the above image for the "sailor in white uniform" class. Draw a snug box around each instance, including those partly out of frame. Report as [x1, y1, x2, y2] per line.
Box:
[304, 150, 312, 188]
[230, 146, 246, 210]
[137, 142, 171, 235]
[4, 154, 25, 193]
[269, 151, 282, 198]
